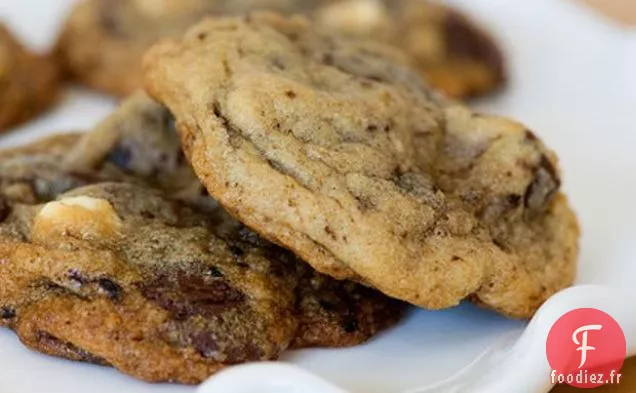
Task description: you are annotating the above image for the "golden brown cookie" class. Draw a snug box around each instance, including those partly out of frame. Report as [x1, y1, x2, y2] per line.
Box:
[55, 0, 504, 98]
[0, 24, 60, 131]
[0, 102, 405, 383]
[0, 182, 301, 383]
[144, 13, 578, 318]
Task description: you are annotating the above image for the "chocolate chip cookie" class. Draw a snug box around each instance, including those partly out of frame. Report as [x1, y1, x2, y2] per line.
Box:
[0, 182, 301, 383]
[315, 0, 506, 98]
[55, 0, 320, 96]
[0, 24, 60, 131]
[144, 13, 579, 318]
[0, 99, 404, 383]
[56, 0, 504, 98]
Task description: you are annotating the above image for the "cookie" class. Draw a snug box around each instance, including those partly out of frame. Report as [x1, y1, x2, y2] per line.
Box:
[0, 103, 404, 383]
[66, 92, 405, 348]
[55, 0, 319, 96]
[315, 0, 506, 98]
[0, 182, 300, 383]
[0, 24, 60, 131]
[143, 13, 579, 318]
[56, 0, 504, 99]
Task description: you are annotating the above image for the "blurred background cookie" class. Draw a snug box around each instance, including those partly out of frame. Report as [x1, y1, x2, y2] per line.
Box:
[55, 0, 505, 99]
[0, 24, 59, 132]
[315, 0, 506, 98]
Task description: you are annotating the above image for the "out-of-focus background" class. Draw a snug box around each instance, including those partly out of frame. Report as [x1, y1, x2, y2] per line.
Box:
[555, 2, 634, 391]
[579, 0, 636, 25]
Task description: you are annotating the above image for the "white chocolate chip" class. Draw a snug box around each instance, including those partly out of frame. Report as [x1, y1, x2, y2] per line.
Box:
[316, 0, 389, 35]
[33, 196, 122, 243]
[134, 0, 201, 19]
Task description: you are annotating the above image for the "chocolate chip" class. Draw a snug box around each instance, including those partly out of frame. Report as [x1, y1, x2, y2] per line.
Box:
[229, 245, 245, 258]
[106, 145, 132, 170]
[524, 156, 560, 211]
[507, 194, 522, 207]
[191, 331, 264, 363]
[341, 315, 359, 333]
[285, 90, 297, 99]
[493, 238, 509, 251]
[208, 266, 224, 278]
[1, 307, 16, 319]
[67, 269, 86, 285]
[177, 277, 243, 304]
[140, 272, 245, 320]
[444, 10, 506, 87]
[319, 300, 336, 312]
[525, 130, 538, 142]
[190, 332, 219, 358]
[97, 278, 123, 301]
[140, 210, 156, 219]
[237, 226, 268, 247]
[0, 197, 10, 222]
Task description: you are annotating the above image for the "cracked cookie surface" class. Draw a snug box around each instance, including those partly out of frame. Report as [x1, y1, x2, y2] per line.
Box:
[0, 97, 405, 383]
[144, 13, 578, 318]
[0, 24, 59, 131]
[55, 0, 504, 98]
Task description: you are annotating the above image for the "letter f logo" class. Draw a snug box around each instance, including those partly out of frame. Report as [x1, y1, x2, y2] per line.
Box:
[573, 324, 603, 369]
[547, 309, 626, 388]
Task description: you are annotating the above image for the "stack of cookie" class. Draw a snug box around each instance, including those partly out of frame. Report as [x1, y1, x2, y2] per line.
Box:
[0, 0, 508, 133]
[0, 0, 579, 385]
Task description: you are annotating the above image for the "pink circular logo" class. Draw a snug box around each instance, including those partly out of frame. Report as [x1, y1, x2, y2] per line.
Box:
[546, 308, 626, 388]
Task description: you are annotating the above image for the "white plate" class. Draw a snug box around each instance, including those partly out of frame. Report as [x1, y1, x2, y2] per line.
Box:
[0, 1, 635, 392]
